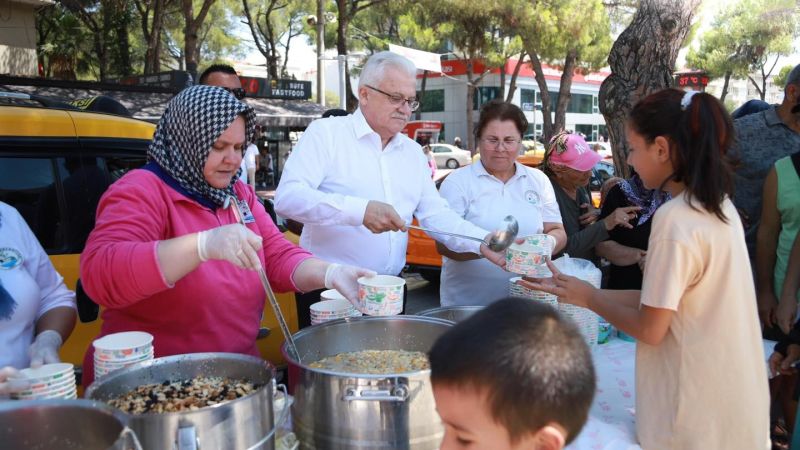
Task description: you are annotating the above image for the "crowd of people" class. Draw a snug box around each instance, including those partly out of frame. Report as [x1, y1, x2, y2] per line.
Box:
[1, 49, 799, 449]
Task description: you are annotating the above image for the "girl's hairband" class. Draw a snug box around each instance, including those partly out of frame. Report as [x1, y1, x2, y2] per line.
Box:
[681, 90, 699, 111]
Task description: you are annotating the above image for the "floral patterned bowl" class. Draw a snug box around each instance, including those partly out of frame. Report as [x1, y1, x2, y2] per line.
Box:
[357, 275, 405, 316]
[505, 234, 554, 277]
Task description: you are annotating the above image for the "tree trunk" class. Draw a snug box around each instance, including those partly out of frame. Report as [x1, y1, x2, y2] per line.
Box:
[415, 70, 428, 120]
[142, 0, 166, 74]
[528, 52, 555, 144]
[719, 71, 731, 102]
[553, 49, 577, 135]
[335, 5, 358, 111]
[499, 61, 507, 101]
[506, 53, 525, 103]
[115, 4, 132, 76]
[598, 0, 700, 178]
[182, 0, 215, 78]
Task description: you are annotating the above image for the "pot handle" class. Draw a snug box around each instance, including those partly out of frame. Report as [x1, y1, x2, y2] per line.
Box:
[244, 383, 290, 450]
[121, 426, 144, 450]
[177, 425, 198, 450]
[342, 383, 409, 402]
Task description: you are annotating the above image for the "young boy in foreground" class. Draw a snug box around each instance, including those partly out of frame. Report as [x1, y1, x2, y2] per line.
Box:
[428, 298, 596, 450]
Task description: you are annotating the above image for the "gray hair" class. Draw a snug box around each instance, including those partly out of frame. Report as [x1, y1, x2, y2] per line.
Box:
[358, 51, 417, 89]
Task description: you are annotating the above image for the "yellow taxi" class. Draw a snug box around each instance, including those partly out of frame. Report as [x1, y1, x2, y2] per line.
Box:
[0, 94, 296, 383]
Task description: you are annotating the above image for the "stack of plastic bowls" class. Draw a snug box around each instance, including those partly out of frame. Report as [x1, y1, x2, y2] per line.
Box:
[11, 363, 77, 400]
[310, 297, 360, 326]
[508, 276, 558, 308]
[93, 331, 154, 380]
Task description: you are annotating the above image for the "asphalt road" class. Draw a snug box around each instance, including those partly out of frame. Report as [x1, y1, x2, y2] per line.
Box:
[402, 272, 441, 314]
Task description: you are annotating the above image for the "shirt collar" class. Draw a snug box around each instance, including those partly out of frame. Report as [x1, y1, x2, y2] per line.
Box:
[351, 108, 404, 150]
[473, 159, 527, 181]
[142, 161, 217, 210]
[352, 108, 376, 140]
[764, 106, 783, 127]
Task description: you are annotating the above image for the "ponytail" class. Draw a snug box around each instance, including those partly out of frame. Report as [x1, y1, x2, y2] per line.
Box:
[629, 88, 735, 223]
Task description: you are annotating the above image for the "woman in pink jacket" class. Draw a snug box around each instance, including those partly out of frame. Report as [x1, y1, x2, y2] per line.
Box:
[80, 86, 371, 385]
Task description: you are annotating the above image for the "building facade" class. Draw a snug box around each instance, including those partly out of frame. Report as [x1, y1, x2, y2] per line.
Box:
[0, 0, 52, 77]
[415, 58, 610, 145]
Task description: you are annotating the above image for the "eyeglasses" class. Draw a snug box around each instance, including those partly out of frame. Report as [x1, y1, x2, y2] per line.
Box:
[366, 85, 419, 111]
[222, 87, 246, 100]
[481, 137, 521, 149]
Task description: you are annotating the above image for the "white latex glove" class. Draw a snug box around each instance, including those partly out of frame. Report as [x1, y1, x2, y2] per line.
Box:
[325, 263, 377, 312]
[198, 224, 263, 270]
[0, 366, 30, 396]
[27, 329, 63, 368]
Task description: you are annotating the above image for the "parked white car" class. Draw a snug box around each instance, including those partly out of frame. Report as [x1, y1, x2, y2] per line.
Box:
[429, 144, 472, 169]
[586, 141, 613, 159]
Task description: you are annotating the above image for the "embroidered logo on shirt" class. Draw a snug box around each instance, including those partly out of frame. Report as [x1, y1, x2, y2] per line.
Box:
[0, 248, 22, 270]
[525, 190, 540, 206]
[0, 248, 22, 320]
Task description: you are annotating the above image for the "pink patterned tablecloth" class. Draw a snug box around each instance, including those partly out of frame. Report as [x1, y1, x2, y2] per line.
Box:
[567, 338, 776, 450]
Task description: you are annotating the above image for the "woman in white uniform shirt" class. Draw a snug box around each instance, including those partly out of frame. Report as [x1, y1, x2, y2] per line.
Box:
[0, 201, 76, 394]
[437, 101, 567, 306]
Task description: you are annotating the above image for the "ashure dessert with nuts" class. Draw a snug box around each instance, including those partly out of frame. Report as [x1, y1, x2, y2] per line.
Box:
[108, 377, 259, 414]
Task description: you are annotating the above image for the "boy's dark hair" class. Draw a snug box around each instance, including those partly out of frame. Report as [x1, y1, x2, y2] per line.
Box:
[428, 298, 595, 444]
[629, 88, 736, 223]
[474, 100, 528, 139]
[198, 64, 237, 85]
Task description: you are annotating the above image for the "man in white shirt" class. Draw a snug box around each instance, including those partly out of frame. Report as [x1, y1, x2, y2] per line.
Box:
[275, 51, 507, 327]
[240, 143, 259, 190]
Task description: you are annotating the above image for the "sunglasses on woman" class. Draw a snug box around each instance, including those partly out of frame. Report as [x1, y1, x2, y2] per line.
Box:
[222, 87, 246, 100]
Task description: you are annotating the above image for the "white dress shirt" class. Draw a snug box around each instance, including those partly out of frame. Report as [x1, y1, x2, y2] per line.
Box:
[438, 161, 562, 306]
[274, 109, 488, 275]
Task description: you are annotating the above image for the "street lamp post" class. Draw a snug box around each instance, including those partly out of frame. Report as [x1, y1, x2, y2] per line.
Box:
[316, 0, 325, 107]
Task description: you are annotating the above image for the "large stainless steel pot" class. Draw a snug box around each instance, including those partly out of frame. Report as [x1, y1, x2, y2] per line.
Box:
[416, 305, 483, 323]
[0, 399, 140, 449]
[282, 315, 453, 450]
[86, 352, 276, 450]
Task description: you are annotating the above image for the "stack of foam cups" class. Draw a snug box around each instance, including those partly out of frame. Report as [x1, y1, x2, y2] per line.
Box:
[93, 331, 154, 380]
[11, 363, 77, 400]
[553, 260, 603, 348]
[310, 291, 361, 325]
[509, 276, 558, 308]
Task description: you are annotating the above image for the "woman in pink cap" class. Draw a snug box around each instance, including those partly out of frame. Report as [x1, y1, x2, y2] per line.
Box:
[541, 132, 640, 265]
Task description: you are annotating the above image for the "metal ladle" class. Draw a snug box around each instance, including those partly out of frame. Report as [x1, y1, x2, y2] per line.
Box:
[407, 215, 519, 252]
[225, 196, 302, 363]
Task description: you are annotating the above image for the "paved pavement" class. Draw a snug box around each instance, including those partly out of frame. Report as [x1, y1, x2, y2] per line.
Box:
[402, 272, 440, 314]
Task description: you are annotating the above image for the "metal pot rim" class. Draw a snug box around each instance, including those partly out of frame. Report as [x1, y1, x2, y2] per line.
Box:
[282, 315, 451, 377]
[414, 305, 483, 318]
[0, 398, 129, 421]
[86, 352, 275, 417]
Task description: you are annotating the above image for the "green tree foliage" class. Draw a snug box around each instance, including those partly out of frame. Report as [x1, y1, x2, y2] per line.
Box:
[499, 0, 612, 143]
[686, 0, 797, 101]
[419, 0, 511, 152]
[241, 0, 311, 79]
[37, 4, 95, 79]
[774, 64, 796, 89]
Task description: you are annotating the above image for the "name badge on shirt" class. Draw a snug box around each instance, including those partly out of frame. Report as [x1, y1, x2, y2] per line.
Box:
[237, 199, 256, 224]
[0, 248, 23, 270]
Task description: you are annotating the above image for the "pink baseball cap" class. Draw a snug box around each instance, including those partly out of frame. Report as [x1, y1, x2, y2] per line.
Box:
[546, 132, 602, 172]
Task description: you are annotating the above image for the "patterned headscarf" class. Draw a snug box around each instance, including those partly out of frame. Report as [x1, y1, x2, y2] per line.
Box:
[619, 173, 671, 226]
[147, 85, 257, 207]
